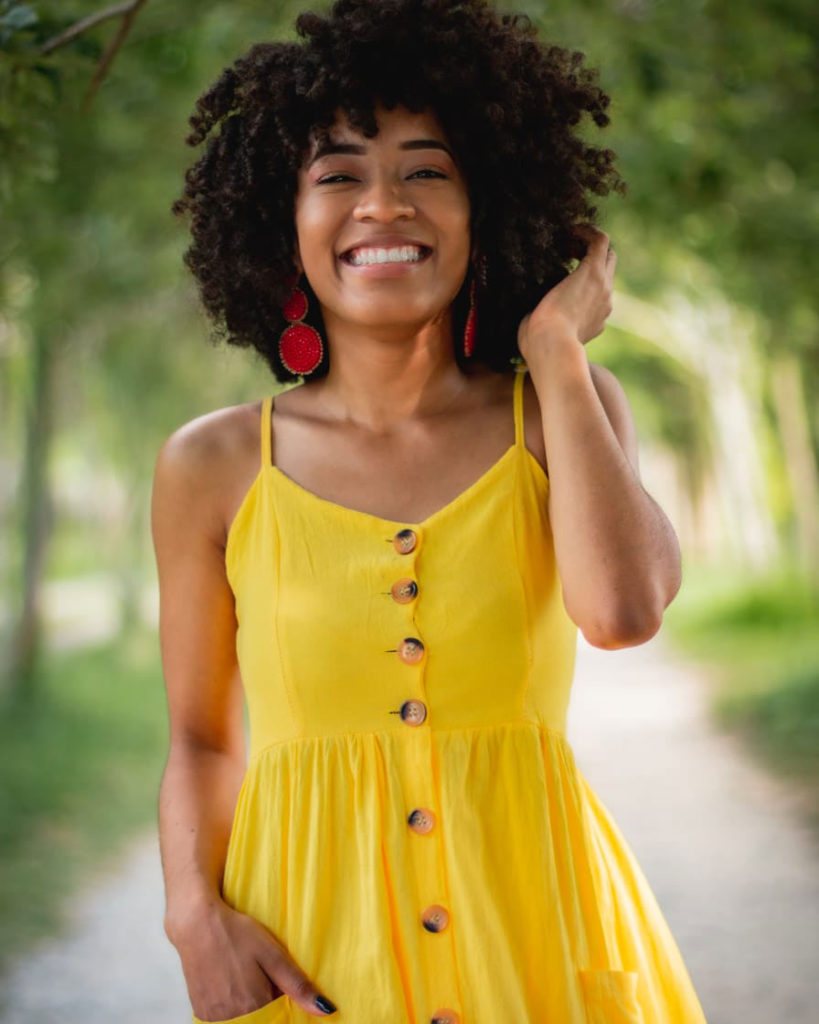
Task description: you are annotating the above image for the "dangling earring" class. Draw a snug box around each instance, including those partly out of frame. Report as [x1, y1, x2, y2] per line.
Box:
[278, 273, 324, 376]
[463, 276, 477, 359]
[462, 254, 486, 359]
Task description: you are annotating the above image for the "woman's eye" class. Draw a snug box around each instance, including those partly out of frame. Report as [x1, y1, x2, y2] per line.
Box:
[316, 169, 447, 185]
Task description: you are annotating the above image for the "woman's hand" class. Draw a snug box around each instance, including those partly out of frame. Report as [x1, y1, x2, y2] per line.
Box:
[517, 223, 616, 363]
[174, 898, 337, 1019]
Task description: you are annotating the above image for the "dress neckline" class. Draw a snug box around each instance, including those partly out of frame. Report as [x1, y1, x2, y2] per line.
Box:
[225, 443, 548, 564]
[267, 442, 548, 531]
[226, 366, 548, 554]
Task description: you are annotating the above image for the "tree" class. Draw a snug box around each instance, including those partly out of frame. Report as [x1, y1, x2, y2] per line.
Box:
[531, 0, 819, 574]
[1, 2, 306, 701]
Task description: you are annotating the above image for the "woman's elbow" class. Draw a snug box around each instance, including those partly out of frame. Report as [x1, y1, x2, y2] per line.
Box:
[572, 595, 665, 651]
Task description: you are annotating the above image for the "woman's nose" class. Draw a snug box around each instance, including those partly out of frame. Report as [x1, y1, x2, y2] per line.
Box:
[353, 174, 415, 221]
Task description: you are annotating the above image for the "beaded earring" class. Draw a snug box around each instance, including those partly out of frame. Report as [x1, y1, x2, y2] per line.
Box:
[463, 254, 487, 359]
[278, 273, 324, 376]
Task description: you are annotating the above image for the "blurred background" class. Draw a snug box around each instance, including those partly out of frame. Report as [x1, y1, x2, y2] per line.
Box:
[0, 1, 817, 1021]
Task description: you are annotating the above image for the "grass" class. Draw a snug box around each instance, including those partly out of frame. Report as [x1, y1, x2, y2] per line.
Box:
[0, 625, 169, 976]
[663, 564, 819, 825]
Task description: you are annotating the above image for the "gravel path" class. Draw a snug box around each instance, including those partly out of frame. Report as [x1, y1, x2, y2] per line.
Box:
[567, 635, 819, 1024]
[2, 632, 818, 1023]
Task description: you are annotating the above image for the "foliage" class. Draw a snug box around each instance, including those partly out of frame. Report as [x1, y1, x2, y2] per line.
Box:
[529, 0, 819, 377]
[590, 324, 712, 501]
[716, 667, 819, 773]
[666, 563, 818, 638]
[664, 566, 819, 823]
[717, 664, 819, 832]
[0, 627, 167, 971]
[2, 0, 817, 475]
[0, 2, 102, 210]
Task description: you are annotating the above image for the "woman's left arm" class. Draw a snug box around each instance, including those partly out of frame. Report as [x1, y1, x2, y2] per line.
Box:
[519, 225, 682, 650]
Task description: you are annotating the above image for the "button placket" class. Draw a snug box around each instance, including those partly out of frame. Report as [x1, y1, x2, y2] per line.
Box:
[386, 527, 462, 1021]
[387, 526, 426, 683]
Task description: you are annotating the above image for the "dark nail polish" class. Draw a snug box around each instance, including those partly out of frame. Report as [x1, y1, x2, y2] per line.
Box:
[315, 994, 337, 1014]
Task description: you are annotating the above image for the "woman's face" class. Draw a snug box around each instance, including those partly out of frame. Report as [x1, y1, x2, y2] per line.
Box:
[293, 103, 472, 337]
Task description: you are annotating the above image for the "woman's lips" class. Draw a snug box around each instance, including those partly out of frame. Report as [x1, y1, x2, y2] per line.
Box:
[339, 246, 433, 277]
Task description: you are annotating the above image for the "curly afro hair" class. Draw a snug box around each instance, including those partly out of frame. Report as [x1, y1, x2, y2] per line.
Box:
[172, 0, 625, 383]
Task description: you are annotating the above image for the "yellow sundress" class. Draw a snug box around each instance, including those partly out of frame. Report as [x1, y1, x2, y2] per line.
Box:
[195, 364, 708, 1024]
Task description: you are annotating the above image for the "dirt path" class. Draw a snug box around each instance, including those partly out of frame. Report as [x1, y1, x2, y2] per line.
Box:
[0, 832, 189, 1024]
[567, 634, 819, 1024]
[2, 632, 818, 1023]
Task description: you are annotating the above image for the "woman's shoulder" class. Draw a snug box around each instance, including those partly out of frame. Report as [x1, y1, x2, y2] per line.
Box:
[152, 398, 265, 545]
[156, 398, 263, 476]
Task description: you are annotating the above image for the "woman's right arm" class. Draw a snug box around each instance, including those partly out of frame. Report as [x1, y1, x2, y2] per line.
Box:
[151, 417, 339, 1020]
[151, 420, 247, 946]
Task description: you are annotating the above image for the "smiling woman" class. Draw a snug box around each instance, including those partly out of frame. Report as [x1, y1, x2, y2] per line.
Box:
[153, 2, 706, 1023]
[170, 0, 624, 382]
[293, 106, 472, 343]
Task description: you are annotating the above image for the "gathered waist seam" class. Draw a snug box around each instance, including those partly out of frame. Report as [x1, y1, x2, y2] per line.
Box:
[248, 717, 570, 765]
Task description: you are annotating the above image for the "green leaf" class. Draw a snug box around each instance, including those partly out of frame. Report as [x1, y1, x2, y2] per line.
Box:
[0, 5, 38, 31]
[31, 62, 61, 101]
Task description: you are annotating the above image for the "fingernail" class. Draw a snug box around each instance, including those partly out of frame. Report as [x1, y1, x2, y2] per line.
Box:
[314, 994, 337, 1014]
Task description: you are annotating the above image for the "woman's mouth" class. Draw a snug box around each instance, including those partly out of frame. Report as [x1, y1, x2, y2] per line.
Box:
[339, 244, 433, 274]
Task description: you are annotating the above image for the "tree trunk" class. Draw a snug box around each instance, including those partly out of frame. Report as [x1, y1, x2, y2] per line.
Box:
[5, 325, 56, 704]
[610, 289, 781, 570]
[116, 478, 146, 638]
[769, 351, 819, 579]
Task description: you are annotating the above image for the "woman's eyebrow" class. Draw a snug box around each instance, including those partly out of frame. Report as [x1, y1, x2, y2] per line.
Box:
[308, 138, 454, 166]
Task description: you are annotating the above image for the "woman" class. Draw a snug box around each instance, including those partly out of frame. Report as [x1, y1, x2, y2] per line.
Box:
[152, 1, 707, 1022]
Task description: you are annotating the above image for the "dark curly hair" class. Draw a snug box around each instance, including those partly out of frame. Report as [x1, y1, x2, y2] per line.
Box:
[172, 0, 625, 383]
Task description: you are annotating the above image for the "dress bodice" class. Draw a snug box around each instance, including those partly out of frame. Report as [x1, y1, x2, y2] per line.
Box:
[225, 365, 578, 758]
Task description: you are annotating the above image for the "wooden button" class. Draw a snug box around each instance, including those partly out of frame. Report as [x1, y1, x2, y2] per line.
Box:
[397, 637, 425, 664]
[408, 807, 436, 834]
[431, 1012, 460, 1024]
[393, 528, 418, 554]
[391, 578, 418, 603]
[399, 699, 427, 726]
[421, 904, 450, 933]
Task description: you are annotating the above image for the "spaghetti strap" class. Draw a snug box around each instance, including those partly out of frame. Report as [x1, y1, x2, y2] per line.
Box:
[513, 363, 528, 448]
[260, 394, 273, 470]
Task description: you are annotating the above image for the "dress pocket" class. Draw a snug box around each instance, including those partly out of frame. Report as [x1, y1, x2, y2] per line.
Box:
[578, 969, 644, 1024]
[192, 993, 290, 1024]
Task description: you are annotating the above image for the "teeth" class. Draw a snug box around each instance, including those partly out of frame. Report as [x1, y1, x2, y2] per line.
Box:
[347, 246, 426, 266]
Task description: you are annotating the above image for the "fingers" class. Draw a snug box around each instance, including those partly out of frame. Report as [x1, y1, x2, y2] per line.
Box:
[573, 223, 616, 291]
[256, 933, 338, 1017]
[571, 224, 616, 339]
[605, 244, 617, 288]
[571, 223, 612, 268]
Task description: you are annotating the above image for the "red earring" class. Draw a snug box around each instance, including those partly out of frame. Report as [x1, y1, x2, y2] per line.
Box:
[463, 275, 477, 358]
[279, 274, 324, 375]
[463, 253, 487, 359]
